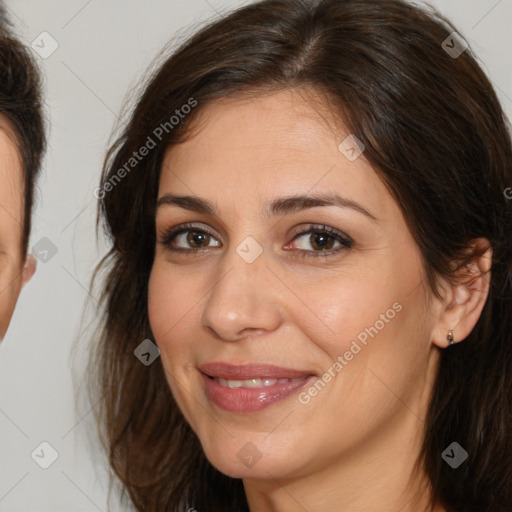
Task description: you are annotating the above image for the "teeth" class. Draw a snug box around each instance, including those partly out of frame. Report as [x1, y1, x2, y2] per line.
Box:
[216, 377, 303, 388]
[226, 379, 242, 389]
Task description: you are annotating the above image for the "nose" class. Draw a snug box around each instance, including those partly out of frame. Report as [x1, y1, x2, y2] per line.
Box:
[200, 243, 283, 342]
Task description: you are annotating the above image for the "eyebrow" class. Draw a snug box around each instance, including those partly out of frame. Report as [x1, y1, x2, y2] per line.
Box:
[157, 192, 377, 221]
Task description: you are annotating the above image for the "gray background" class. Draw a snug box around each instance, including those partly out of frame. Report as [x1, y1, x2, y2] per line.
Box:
[0, 0, 510, 510]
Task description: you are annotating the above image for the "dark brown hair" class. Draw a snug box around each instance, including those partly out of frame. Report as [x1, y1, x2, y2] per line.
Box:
[90, 0, 512, 510]
[0, 1, 45, 255]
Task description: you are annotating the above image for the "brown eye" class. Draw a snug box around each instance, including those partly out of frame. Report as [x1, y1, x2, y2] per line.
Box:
[159, 223, 221, 252]
[185, 230, 211, 248]
[289, 225, 352, 253]
[308, 232, 336, 250]
[285, 224, 353, 259]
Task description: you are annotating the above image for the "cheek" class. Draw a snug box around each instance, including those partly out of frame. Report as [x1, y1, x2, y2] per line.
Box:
[148, 267, 175, 341]
[292, 259, 430, 406]
[148, 263, 198, 356]
[292, 266, 402, 358]
[0, 267, 23, 338]
[309, 279, 431, 412]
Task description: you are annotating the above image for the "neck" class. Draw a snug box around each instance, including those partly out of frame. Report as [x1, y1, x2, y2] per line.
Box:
[243, 410, 445, 512]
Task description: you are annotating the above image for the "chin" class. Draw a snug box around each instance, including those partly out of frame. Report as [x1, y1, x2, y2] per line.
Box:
[198, 431, 307, 481]
[205, 448, 288, 480]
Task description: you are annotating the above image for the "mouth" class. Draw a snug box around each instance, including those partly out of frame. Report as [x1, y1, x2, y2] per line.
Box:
[212, 376, 306, 389]
[198, 362, 316, 412]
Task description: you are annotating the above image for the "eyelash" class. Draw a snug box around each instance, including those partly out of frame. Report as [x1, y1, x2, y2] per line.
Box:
[158, 223, 353, 259]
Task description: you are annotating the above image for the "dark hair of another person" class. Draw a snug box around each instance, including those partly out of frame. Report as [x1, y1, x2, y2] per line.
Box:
[0, 2, 45, 255]
[89, 0, 512, 510]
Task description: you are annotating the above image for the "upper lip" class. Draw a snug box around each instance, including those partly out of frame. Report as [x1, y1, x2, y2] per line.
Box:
[199, 362, 315, 380]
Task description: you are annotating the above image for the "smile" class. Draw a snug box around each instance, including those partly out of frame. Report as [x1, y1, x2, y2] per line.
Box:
[199, 362, 316, 412]
[215, 377, 305, 388]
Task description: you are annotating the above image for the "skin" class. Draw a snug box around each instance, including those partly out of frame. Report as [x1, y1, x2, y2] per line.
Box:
[0, 117, 36, 342]
[148, 88, 491, 512]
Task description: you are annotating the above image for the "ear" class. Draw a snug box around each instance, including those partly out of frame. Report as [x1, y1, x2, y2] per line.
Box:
[21, 253, 37, 288]
[431, 238, 492, 348]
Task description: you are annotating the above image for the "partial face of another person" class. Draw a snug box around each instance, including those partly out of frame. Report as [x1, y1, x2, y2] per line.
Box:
[0, 118, 36, 341]
[148, 88, 444, 480]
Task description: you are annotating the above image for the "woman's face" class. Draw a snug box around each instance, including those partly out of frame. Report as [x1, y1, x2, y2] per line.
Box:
[0, 119, 34, 341]
[148, 88, 442, 480]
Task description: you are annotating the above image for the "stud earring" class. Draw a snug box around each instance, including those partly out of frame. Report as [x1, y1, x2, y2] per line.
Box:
[447, 330, 455, 345]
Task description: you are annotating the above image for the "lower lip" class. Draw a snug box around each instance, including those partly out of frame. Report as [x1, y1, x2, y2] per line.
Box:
[201, 373, 315, 413]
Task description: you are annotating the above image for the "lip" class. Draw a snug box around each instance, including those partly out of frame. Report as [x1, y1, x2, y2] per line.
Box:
[199, 362, 314, 380]
[199, 362, 316, 413]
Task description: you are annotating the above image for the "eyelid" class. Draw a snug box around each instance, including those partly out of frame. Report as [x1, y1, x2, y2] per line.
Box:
[289, 223, 352, 244]
[285, 224, 353, 255]
[158, 222, 220, 247]
[158, 222, 353, 257]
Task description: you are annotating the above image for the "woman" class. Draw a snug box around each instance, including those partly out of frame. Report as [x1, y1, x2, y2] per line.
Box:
[90, 0, 512, 510]
[0, 2, 45, 342]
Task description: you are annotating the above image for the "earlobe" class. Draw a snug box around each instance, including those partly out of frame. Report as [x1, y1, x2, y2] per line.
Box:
[431, 238, 492, 349]
[22, 253, 37, 287]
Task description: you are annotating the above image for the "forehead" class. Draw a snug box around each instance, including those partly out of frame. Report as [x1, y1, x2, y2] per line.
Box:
[0, 114, 22, 166]
[0, 117, 24, 257]
[0, 114, 21, 161]
[0, 115, 24, 204]
[159, 88, 396, 221]
[177, 88, 344, 153]
[0, 113, 17, 138]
